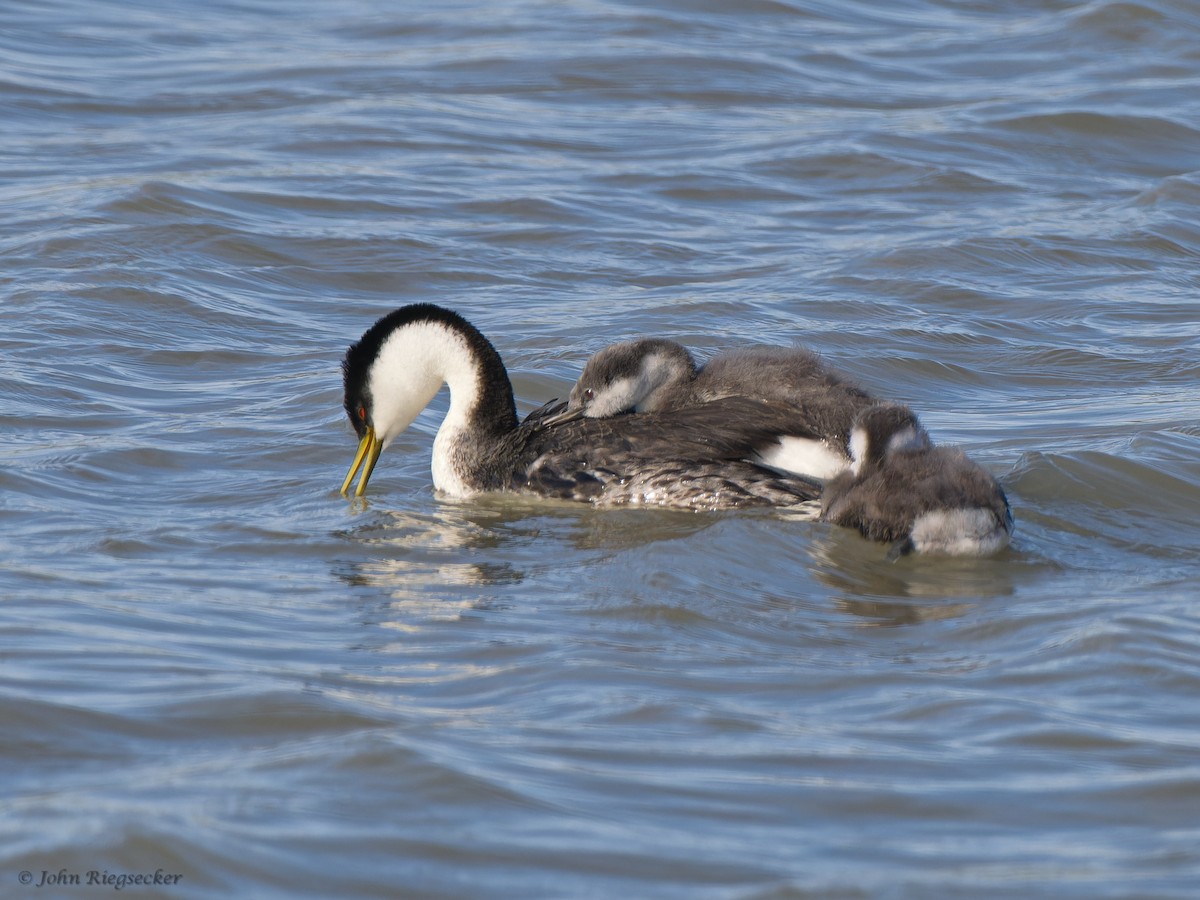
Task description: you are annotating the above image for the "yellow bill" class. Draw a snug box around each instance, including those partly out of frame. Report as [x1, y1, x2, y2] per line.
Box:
[340, 427, 383, 497]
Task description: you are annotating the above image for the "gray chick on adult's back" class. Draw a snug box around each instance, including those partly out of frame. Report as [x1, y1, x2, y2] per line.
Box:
[548, 338, 876, 480]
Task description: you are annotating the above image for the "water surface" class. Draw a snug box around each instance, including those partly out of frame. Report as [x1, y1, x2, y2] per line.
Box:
[3, 0, 1200, 897]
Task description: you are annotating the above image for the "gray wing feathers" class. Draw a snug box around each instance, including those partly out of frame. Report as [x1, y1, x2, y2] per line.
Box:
[504, 396, 823, 509]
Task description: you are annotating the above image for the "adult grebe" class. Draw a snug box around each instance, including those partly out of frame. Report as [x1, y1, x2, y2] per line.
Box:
[339, 305, 823, 509]
[545, 338, 875, 480]
[820, 404, 1014, 558]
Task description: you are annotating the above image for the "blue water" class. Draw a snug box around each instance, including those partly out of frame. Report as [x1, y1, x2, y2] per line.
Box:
[3, 0, 1200, 897]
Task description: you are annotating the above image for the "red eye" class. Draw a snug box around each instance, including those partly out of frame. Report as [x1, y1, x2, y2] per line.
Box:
[356, 405, 366, 421]
[583, 389, 594, 401]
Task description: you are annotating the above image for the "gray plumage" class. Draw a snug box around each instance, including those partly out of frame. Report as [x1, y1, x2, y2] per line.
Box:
[339, 305, 822, 510]
[558, 338, 876, 478]
[820, 404, 1014, 558]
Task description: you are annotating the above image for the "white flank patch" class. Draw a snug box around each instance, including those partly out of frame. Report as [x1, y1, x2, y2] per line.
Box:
[910, 508, 1011, 556]
[754, 436, 849, 481]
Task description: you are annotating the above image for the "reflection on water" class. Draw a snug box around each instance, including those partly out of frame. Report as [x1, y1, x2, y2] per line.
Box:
[803, 507, 1021, 606]
[334, 499, 744, 631]
[832, 595, 977, 627]
[333, 507, 520, 627]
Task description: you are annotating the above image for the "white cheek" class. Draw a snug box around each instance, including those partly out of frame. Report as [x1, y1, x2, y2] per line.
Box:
[370, 366, 438, 448]
[887, 426, 924, 454]
[587, 377, 638, 416]
[910, 508, 1012, 556]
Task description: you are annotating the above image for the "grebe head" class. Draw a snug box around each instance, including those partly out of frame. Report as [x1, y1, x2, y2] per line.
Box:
[825, 403, 1012, 558]
[569, 338, 697, 416]
[339, 304, 516, 497]
[847, 403, 931, 476]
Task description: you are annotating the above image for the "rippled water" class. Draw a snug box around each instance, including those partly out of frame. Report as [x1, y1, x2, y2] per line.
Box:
[4, 0, 1200, 896]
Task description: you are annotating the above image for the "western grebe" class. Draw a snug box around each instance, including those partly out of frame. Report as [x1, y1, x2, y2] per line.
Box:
[820, 404, 1013, 558]
[339, 305, 823, 510]
[545, 338, 875, 480]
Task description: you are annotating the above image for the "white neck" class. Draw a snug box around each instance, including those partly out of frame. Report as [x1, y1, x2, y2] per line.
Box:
[367, 322, 482, 494]
[849, 423, 929, 476]
[848, 426, 868, 476]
